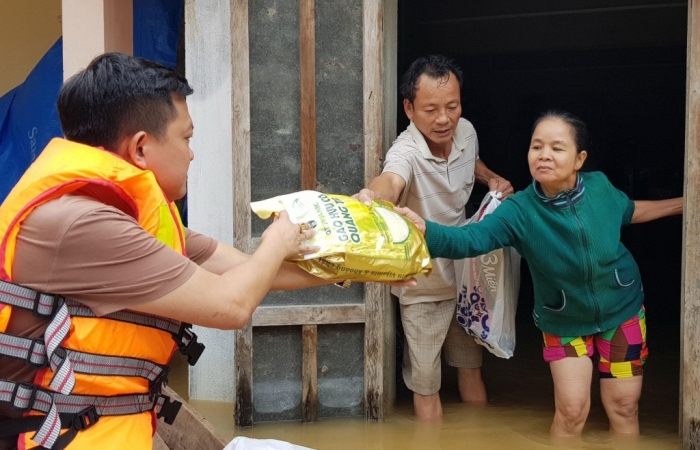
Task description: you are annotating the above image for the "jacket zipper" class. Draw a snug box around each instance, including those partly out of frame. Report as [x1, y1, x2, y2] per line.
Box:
[566, 191, 602, 332]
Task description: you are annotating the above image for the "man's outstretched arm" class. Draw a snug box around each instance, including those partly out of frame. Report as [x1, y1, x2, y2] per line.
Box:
[474, 160, 514, 198]
[353, 172, 407, 205]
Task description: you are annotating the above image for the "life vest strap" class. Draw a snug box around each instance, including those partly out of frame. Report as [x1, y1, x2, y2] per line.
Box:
[0, 281, 75, 395]
[0, 280, 205, 366]
[0, 379, 180, 449]
[0, 281, 62, 318]
[0, 332, 170, 384]
[0, 406, 99, 450]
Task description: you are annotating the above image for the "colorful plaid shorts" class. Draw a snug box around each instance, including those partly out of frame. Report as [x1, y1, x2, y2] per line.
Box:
[542, 307, 647, 378]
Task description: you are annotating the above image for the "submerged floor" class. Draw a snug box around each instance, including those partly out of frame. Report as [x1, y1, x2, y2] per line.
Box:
[169, 317, 682, 449]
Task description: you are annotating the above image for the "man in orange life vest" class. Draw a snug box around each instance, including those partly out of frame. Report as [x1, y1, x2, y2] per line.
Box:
[0, 53, 408, 450]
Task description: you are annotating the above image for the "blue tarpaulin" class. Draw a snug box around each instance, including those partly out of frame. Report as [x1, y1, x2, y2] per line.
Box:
[0, 0, 184, 202]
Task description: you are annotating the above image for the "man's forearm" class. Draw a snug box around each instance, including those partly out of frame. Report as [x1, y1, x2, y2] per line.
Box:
[271, 261, 334, 290]
[367, 173, 405, 204]
[474, 159, 498, 186]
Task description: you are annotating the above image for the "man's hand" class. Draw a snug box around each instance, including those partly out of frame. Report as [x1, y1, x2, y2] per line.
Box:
[261, 210, 319, 259]
[488, 176, 514, 198]
[394, 206, 426, 236]
[475, 160, 514, 198]
[352, 188, 376, 206]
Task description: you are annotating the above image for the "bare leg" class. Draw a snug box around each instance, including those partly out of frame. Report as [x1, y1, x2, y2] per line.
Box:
[457, 367, 487, 403]
[413, 392, 443, 421]
[600, 376, 642, 436]
[549, 357, 593, 437]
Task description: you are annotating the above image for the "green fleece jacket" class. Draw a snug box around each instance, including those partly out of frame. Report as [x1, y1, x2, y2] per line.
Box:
[425, 171, 643, 336]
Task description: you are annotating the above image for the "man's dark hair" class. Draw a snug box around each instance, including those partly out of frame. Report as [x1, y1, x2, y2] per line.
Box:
[533, 110, 590, 153]
[57, 52, 194, 151]
[399, 54, 463, 103]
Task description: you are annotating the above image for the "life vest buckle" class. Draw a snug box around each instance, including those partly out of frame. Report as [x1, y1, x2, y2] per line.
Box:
[71, 406, 99, 431]
[32, 291, 63, 319]
[26, 338, 49, 368]
[156, 395, 182, 425]
[177, 323, 205, 365]
[149, 367, 170, 397]
[10, 382, 37, 412]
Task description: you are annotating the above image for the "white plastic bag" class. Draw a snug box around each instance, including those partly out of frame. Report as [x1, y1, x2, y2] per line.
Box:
[456, 191, 521, 358]
[224, 436, 315, 450]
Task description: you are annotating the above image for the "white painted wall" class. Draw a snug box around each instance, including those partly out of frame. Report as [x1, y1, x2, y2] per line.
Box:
[184, 0, 236, 402]
[62, 0, 133, 80]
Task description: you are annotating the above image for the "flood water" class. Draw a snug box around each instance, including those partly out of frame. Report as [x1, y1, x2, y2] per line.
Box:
[168, 318, 682, 449]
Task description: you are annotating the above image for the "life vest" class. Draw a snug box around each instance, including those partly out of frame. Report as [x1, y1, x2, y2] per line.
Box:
[0, 138, 205, 450]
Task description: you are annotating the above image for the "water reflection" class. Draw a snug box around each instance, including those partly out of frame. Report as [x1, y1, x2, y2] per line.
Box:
[168, 322, 681, 449]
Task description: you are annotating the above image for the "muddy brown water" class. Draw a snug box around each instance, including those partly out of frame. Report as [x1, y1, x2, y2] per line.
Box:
[168, 322, 681, 449]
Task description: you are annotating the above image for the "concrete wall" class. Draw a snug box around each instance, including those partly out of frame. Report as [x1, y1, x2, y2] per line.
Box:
[0, 0, 62, 96]
[184, 0, 236, 402]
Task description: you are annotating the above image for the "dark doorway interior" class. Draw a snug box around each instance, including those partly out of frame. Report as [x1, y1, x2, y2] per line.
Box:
[395, 0, 687, 431]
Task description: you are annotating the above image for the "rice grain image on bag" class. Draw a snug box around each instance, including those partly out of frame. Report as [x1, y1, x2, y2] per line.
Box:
[251, 191, 432, 281]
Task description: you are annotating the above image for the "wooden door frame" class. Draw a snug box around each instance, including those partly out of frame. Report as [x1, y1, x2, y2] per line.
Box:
[231, 0, 398, 427]
[681, 1, 700, 448]
[186, 0, 699, 443]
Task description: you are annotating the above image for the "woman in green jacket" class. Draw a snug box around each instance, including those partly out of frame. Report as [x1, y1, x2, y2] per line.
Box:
[396, 110, 683, 438]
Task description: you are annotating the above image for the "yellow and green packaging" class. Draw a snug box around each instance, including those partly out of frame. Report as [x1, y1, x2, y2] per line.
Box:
[250, 191, 432, 282]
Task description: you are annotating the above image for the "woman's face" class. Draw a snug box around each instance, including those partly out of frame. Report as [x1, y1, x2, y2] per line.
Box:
[528, 118, 587, 196]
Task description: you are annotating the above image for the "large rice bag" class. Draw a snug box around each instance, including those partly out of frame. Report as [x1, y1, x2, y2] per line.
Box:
[250, 191, 432, 281]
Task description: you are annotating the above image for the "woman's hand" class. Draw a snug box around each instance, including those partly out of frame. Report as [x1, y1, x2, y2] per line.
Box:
[394, 206, 426, 235]
[261, 210, 320, 259]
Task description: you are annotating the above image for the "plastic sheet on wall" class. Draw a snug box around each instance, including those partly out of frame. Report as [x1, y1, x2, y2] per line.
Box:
[0, 38, 63, 203]
[0, 0, 184, 203]
[133, 0, 184, 69]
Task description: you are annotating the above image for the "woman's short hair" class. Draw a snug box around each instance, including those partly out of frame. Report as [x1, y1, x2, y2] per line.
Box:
[533, 110, 590, 153]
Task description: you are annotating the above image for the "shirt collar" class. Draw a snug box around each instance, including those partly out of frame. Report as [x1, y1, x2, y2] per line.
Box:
[407, 120, 467, 162]
[533, 173, 586, 209]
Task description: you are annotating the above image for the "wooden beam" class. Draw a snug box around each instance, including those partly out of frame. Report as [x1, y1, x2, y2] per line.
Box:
[364, 283, 385, 421]
[156, 386, 229, 450]
[252, 304, 366, 326]
[362, 0, 384, 189]
[62, 0, 133, 80]
[232, 0, 252, 253]
[363, 0, 386, 422]
[231, 0, 254, 429]
[234, 321, 254, 428]
[300, 0, 317, 191]
[153, 433, 169, 450]
[682, 1, 700, 448]
[302, 325, 319, 423]
[381, 0, 398, 414]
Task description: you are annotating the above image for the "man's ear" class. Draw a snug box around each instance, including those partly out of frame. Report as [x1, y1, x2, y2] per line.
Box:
[119, 132, 149, 169]
[403, 99, 414, 121]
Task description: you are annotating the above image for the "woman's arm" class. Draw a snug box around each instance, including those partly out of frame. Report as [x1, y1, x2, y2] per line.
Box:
[631, 198, 683, 224]
[395, 206, 515, 260]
